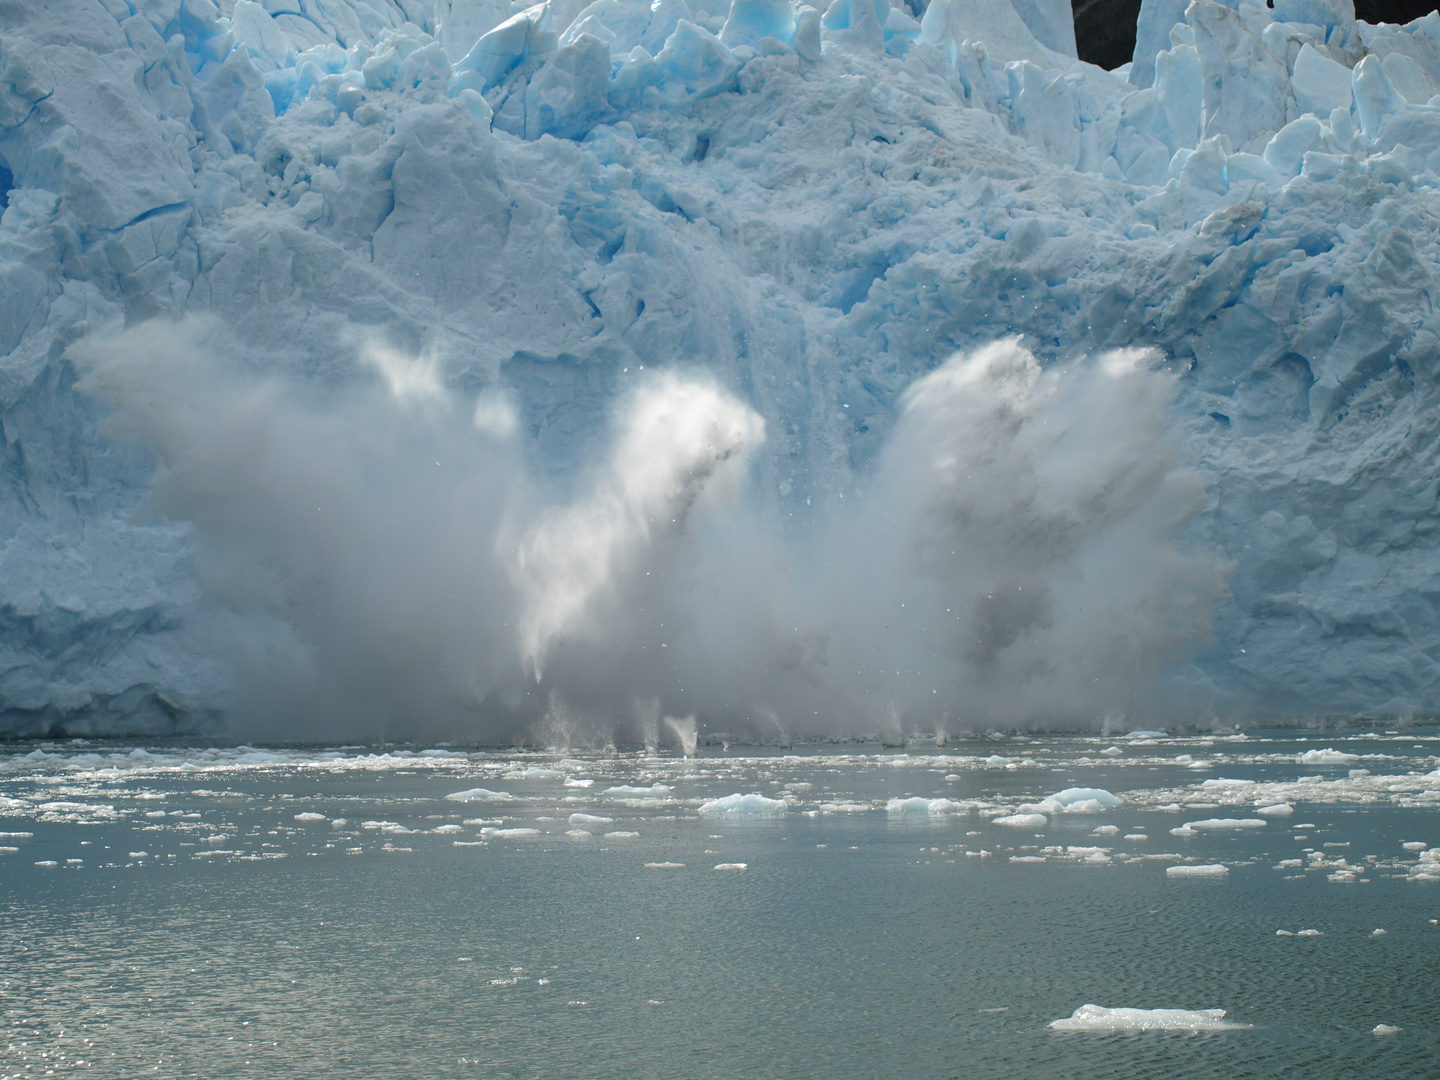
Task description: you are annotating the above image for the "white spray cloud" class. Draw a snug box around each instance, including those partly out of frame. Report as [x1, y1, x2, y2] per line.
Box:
[73, 322, 1220, 742]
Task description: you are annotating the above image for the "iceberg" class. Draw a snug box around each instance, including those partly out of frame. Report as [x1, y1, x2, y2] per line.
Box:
[1050, 1004, 1247, 1030]
[6, 0, 1440, 737]
[697, 792, 787, 814]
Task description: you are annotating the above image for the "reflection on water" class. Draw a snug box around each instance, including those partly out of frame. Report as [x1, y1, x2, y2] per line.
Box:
[1, 730, 1438, 1078]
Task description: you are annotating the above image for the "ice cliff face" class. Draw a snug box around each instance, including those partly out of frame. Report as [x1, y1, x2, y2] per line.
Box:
[3, 0, 1440, 737]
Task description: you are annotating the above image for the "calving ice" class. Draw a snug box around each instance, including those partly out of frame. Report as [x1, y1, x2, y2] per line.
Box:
[2, 0, 1439, 736]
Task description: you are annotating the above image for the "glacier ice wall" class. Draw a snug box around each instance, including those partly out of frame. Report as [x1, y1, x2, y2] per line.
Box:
[3, 0, 1440, 737]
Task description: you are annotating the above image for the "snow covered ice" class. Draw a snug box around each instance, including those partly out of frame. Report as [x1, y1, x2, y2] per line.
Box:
[7, 0, 1440, 734]
[1049, 1004, 1249, 1031]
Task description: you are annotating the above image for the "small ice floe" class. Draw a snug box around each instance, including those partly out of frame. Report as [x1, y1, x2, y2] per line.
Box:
[698, 793, 785, 815]
[1182, 818, 1268, 831]
[1091, 825, 1120, 836]
[1276, 929, 1293, 936]
[504, 766, 563, 779]
[1298, 748, 1358, 765]
[713, 862, 748, 870]
[604, 785, 672, 796]
[1049, 1005, 1247, 1031]
[1066, 846, 1112, 863]
[1166, 864, 1228, 877]
[482, 827, 540, 838]
[604, 831, 639, 839]
[565, 829, 591, 838]
[34, 860, 58, 866]
[564, 778, 594, 788]
[1401, 842, 1428, 851]
[1371, 928, 1387, 936]
[1126, 730, 1166, 740]
[1297, 928, 1322, 936]
[1100, 746, 1122, 756]
[293, 812, 326, 822]
[993, 813, 1048, 828]
[128, 851, 148, 858]
[1255, 803, 1294, 816]
[568, 813, 613, 826]
[985, 756, 1014, 767]
[1029, 788, 1119, 814]
[1373, 1024, 1402, 1036]
[431, 824, 463, 834]
[1124, 834, 1148, 841]
[1201, 778, 1254, 789]
[1010, 855, 1047, 863]
[644, 862, 685, 868]
[1348, 768, 1370, 778]
[886, 797, 963, 814]
[445, 788, 513, 802]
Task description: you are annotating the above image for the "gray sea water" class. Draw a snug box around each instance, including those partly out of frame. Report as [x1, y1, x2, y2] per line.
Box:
[2, 729, 1438, 1079]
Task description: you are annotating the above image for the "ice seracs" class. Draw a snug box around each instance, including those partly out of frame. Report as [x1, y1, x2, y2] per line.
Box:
[9, 0, 1440, 732]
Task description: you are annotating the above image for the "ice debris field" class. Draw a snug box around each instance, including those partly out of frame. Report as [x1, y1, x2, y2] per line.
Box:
[8, 0, 1440, 734]
[4, 728, 1440, 882]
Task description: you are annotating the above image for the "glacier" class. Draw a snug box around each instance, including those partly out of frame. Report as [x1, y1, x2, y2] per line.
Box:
[3, 0, 1440, 737]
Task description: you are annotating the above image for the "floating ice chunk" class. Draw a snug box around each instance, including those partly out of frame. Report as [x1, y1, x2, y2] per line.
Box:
[446, 788, 514, 802]
[1126, 730, 1166, 739]
[1049, 1004, 1246, 1031]
[568, 813, 614, 825]
[1401, 842, 1427, 851]
[483, 827, 540, 838]
[128, 851, 148, 858]
[1255, 803, 1293, 816]
[604, 785, 672, 795]
[1067, 846, 1112, 862]
[984, 755, 1014, 766]
[645, 861, 686, 868]
[1373, 1024, 1402, 1036]
[604, 830, 639, 838]
[1166, 864, 1228, 877]
[1010, 855, 1047, 863]
[1091, 825, 1120, 835]
[1297, 748, 1359, 765]
[1100, 746, 1122, 756]
[565, 829, 592, 837]
[713, 862, 748, 870]
[1371, 928, 1386, 936]
[505, 766, 564, 778]
[564, 778, 595, 788]
[1201, 778, 1254, 789]
[0, 847, 16, 854]
[34, 860, 58, 867]
[1296, 928, 1322, 936]
[431, 824, 463, 833]
[1029, 788, 1120, 814]
[886, 797, 963, 814]
[1183, 818, 1267, 830]
[993, 813, 1048, 828]
[698, 793, 786, 814]
[1275, 929, 1293, 936]
[294, 812, 327, 821]
[1125, 834, 1148, 841]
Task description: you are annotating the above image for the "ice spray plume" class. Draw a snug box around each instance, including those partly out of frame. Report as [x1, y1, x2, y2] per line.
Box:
[73, 321, 1220, 742]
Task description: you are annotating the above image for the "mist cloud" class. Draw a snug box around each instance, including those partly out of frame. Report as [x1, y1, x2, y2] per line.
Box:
[74, 321, 1221, 743]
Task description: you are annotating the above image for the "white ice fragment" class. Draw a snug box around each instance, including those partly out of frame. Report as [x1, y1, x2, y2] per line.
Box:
[698, 793, 785, 814]
[713, 862, 748, 870]
[1066, 846, 1112, 862]
[1255, 803, 1294, 816]
[1297, 748, 1358, 765]
[1296, 928, 1322, 936]
[431, 824, 463, 833]
[1401, 842, 1427, 851]
[993, 813, 1048, 828]
[1275, 929, 1293, 936]
[568, 813, 614, 825]
[1373, 1024, 1401, 1036]
[1371, 928, 1386, 936]
[603, 830, 639, 838]
[1049, 1005, 1247, 1031]
[1200, 778, 1254, 788]
[1166, 864, 1228, 877]
[1091, 825, 1120, 835]
[885, 797, 962, 814]
[565, 829, 592, 837]
[483, 827, 540, 838]
[293, 812, 327, 821]
[128, 850, 149, 858]
[984, 755, 1014, 766]
[504, 766, 564, 778]
[1182, 818, 1267, 830]
[644, 861, 686, 868]
[604, 785, 672, 796]
[445, 788, 514, 802]
[1028, 788, 1119, 814]
[563, 778, 595, 788]
[1099, 746, 1122, 756]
